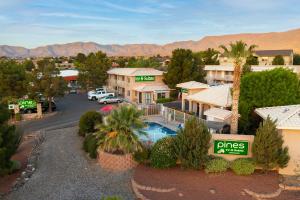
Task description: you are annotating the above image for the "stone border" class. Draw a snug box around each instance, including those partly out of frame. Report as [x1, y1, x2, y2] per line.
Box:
[279, 183, 300, 191]
[243, 188, 283, 199]
[1, 131, 45, 198]
[131, 178, 176, 200]
[97, 150, 138, 171]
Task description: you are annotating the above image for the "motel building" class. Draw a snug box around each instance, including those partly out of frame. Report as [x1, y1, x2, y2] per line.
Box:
[107, 68, 171, 105]
[255, 105, 300, 175]
[176, 81, 233, 124]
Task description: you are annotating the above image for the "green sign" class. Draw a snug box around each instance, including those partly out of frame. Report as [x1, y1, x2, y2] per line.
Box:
[18, 99, 37, 109]
[181, 88, 188, 93]
[214, 140, 249, 155]
[135, 76, 155, 82]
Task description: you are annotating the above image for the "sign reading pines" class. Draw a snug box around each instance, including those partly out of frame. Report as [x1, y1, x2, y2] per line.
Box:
[18, 99, 37, 109]
[214, 140, 249, 155]
[135, 76, 155, 82]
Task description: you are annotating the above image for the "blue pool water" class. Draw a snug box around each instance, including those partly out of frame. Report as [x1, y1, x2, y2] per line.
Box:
[139, 122, 177, 143]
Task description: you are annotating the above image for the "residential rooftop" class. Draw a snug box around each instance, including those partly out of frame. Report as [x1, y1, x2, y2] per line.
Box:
[176, 81, 209, 89]
[254, 49, 293, 57]
[107, 68, 164, 76]
[255, 105, 300, 130]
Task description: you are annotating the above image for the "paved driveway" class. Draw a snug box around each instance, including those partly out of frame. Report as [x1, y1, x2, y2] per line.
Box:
[19, 93, 101, 134]
[5, 127, 134, 200]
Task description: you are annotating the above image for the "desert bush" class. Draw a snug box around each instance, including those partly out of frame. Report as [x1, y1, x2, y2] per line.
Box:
[150, 137, 177, 169]
[78, 111, 102, 136]
[133, 147, 150, 164]
[83, 134, 99, 159]
[173, 117, 211, 169]
[205, 157, 229, 173]
[230, 158, 255, 175]
[101, 196, 122, 200]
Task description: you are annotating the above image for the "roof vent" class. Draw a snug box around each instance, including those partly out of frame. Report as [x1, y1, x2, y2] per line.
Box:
[283, 108, 289, 113]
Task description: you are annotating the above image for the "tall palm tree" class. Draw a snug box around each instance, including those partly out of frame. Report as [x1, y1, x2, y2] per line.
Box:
[219, 41, 257, 134]
[98, 105, 146, 154]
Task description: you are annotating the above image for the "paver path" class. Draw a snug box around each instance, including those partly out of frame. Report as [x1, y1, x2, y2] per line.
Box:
[5, 126, 134, 200]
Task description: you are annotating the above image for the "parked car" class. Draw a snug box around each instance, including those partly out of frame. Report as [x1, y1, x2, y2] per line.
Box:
[88, 91, 115, 101]
[69, 87, 78, 94]
[87, 87, 106, 96]
[98, 96, 123, 104]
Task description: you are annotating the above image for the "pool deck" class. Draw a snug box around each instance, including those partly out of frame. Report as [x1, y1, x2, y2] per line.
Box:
[143, 115, 180, 132]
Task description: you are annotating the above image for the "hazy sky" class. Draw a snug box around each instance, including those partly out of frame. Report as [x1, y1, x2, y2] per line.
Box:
[1, 0, 300, 48]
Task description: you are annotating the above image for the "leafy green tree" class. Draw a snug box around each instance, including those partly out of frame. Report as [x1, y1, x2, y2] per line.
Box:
[293, 54, 300, 65]
[0, 60, 28, 103]
[194, 48, 220, 65]
[239, 68, 300, 133]
[75, 53, 87, 63]
[98, 106, 145, 154]
[28, 59, 67, 112]
[76, 51, 111, 90]
[272, 55, 285, 65]
[23, 60, 35, 72]
[0, 104, 22, 176]
[114, 56, 127, 68]
[219, 41, 257, 134]
[164, 49, 206, 89]
[252, 117, 289, 172]
[173, 117, 211, 169]
[242, 55, 258, 76]
[127, 57, 161, 69]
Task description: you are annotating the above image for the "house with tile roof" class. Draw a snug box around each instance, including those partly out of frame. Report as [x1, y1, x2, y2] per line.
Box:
[107, 68, 171, 104]
[255, 105, 300, 175]
[176, 81, 233, 123]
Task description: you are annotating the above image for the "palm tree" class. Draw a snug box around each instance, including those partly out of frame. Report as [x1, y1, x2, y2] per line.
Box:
[219, 41, 257, 134]
[98, 105, 146, 154]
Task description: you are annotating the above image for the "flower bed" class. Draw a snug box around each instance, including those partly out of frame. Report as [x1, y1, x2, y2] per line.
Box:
[97, 150, 138, 171]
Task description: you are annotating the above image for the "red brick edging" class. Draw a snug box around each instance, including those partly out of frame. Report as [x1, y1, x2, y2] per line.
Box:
[97, 150, 137, 171]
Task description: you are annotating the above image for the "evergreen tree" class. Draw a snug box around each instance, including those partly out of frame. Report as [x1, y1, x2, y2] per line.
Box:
[239, 68, 300, 133]
[76, 51, 111, 90]
[173, 117, 211, 169]
[28, 59, 67, 112]
[0, 104, 22, 176]
[293, 54, 300, 65]
[164, 49, 206, 89]
[252, 117, 290, 172]
[272, 55, 285, 65]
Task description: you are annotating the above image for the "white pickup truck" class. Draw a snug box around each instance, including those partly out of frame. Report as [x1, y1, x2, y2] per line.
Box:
[88, 90, 115, 101]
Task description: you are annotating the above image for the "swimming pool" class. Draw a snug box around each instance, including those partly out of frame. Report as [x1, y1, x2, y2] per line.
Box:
[139, 122, 177, 143]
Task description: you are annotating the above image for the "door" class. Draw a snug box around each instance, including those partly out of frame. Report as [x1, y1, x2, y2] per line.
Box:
[139, 92, 142, 104]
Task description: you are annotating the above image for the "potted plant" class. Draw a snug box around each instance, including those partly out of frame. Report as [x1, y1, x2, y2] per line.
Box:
[97, 105, 146, 171]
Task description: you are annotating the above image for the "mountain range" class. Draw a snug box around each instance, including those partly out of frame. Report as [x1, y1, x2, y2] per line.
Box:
[1, 28, 300, 58]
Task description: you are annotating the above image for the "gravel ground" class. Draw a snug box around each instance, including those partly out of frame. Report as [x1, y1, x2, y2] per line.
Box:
[5, 126, 135, 200]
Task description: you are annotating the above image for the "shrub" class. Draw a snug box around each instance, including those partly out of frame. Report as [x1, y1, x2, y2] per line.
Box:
[83, 134, 99, 159]
[173, 117, 211, 169]
[205, 157, 229, 173]
[150, 137, 177, 169]
[156, 98, 174, 104]
[15, 113, 22, 121]
[78, 111, 102, 136]
[252, 117, 290, 172]
[230, 158, 255, 175]
[133, 147, 150, 164]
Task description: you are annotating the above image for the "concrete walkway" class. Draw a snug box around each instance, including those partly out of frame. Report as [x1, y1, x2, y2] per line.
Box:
[5, 127, 134, 200]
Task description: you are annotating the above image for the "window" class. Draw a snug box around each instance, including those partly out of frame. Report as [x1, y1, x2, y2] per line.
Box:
[122, 76, 125, 81]
[157, 93, 166, 99]
[127, 90, 130, 96]
[144, 93, 152, 104]
[127, 77, 130, 83]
